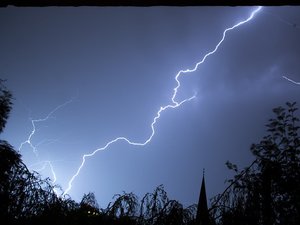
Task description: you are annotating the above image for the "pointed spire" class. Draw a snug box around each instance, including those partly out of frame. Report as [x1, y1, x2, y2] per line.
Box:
[196, 169, 210, 225]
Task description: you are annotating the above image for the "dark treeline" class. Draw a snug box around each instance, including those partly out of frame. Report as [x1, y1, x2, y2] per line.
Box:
[1, 79, 299, 225]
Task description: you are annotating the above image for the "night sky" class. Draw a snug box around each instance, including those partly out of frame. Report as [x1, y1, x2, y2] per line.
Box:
[1, 6, 300, 208]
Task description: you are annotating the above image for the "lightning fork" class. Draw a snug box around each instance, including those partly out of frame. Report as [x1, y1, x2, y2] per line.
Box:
[19, 98, 74, 189]
[18, 99, 74, 154]
[64, 6, 262, 195]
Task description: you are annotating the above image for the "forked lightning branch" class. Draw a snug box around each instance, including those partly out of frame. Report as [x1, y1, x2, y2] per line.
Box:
[18, 7, 263, 196]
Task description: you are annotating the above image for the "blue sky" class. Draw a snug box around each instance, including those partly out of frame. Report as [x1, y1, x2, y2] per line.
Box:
[1, 6, 300, 207]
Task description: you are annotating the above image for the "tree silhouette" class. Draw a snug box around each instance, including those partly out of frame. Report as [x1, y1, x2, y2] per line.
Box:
[210, 102, 300, 225]
[139, 185, 196, 225]
[0, 79, 12, 133]
[80, 192, 100, 213]
[0, 80, 64, 224]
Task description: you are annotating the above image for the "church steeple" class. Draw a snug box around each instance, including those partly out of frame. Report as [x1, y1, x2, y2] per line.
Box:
[196, 169, 210, 225]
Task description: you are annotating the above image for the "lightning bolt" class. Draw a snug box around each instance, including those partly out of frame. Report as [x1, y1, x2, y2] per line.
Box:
[29, 160, 57, 183]
[64, 6, 262, 195]
[19, 99, 74, 183]
[19, 99, 74, 153]
[29, 160, 63, 195]
[283, 75, 300, 85]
